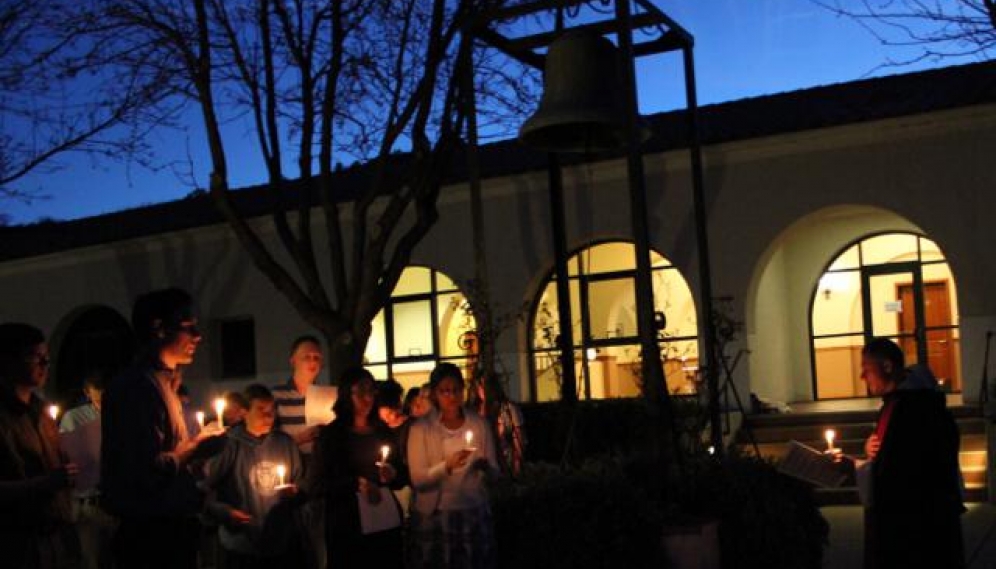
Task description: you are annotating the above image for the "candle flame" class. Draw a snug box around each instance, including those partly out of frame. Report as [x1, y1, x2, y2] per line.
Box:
[48, 405, 59, 421]
[465, 430, 474, 446]
[825, 429, 836, 450]
[276, 464, 286, 486]
[195, 411, 205, 428]
[380, 445, 390, 462]
[214, 398, 227, 428]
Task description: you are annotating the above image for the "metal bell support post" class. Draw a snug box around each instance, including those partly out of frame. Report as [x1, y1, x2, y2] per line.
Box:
[468, 0, 722, 455]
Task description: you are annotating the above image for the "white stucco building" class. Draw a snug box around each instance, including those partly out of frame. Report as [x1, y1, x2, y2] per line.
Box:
[1, 61, 994, 422]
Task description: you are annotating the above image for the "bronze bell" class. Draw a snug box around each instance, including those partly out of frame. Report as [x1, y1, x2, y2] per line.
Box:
[519, 30, 647, 153]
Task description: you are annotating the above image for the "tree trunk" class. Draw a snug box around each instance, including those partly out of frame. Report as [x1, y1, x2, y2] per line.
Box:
[322, 328, 366, 385]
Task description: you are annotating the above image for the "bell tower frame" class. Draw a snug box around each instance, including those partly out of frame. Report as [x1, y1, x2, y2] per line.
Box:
[466, 0, 721, 456]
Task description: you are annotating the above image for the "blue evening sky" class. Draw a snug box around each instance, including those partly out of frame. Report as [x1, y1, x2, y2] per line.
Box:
[3, 0, 984, 224]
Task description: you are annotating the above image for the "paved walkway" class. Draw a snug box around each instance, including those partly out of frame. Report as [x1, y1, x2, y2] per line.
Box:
[822, 503, 996, 569]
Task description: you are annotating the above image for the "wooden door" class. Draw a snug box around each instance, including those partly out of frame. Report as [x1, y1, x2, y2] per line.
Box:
[898, 281, 954, 386]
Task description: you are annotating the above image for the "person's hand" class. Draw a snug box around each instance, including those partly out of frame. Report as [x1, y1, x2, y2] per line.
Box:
[824, 448, 845, 464]
[229, 509, 252, 525]
[378, 462, 397, 485]
[445, 449, 473, 474]
[865, 434, 881, 460]
[294, 426, 320, 446]
[276, 484, 299, 500]
[175, 437, 199, 463]
[358, 477, 382, 505]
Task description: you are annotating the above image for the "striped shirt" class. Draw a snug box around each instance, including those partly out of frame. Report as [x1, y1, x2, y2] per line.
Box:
[271, 379, 311, 453]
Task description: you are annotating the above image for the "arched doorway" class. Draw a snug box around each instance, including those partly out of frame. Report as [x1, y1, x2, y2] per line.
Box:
[362, 266, 477, 392]
[810, 232, 961, 398]
[529, 241, 698, 401]
[53, 306, 135, 404]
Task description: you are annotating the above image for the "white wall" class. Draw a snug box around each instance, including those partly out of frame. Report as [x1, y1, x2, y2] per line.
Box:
[3, 103, 995, 406]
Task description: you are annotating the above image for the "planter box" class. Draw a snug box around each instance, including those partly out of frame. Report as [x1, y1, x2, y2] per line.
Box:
[662, 520, 720, 569]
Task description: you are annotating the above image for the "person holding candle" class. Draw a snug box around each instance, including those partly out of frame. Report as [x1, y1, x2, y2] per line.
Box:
[0, 322, 81, 569]
[203, 384, 305, 569]
[307, 366, 407, 569]
[407, 363, 500, 569]
[847, 338, 964, 569]
[101, 287, 226, 569]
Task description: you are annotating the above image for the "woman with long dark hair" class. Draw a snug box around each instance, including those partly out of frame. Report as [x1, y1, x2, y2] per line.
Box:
[407, 363, 499, 569]
[308, 367, 406, 569]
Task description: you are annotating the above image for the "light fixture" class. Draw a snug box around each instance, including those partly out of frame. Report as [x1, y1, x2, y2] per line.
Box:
[819, 272, 851, 301]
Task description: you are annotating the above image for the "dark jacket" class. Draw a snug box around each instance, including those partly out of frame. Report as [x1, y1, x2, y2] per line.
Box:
[307, 420, 408, 539]
[0, 386, 79, 568]
[867, 372, 965, 569]
[0, 386, 73, 529]
[100, 360, 202, 519]
[203, 423, 303, 555]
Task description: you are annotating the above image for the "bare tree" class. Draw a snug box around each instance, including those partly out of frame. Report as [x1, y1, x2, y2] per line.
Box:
[66, 0, 529, 379]
[0, 0, 155, 204]
[814, 0, 996, 66]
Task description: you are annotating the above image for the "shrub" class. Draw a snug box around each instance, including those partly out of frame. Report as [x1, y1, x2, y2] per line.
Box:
[490, 459, 664, 569]
[668, 452, 830, 569]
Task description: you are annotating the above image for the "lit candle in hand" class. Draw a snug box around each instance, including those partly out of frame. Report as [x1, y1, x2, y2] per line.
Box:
[276, 464, 286, 487]
[465, 430, 474, 449]
[48, 405, 59, 421]
[379, 445, 390, 465]
[195, 411, 205, 430]
[214, 398, 226, 429]
[824, 429, 836, 452]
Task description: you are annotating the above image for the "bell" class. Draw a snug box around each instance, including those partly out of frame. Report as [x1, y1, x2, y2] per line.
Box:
[519, 30, 647, 153]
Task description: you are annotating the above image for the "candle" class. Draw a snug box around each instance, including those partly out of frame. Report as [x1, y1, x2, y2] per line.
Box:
[195, 411, 205, 430]
[824, 429, 836, 452]
[48, 405, 59, 421]
[465, 430, 474, 448]
[276, 464, 286, 487]
[380, 445, 390, 464]
[214, 398, 226, 428]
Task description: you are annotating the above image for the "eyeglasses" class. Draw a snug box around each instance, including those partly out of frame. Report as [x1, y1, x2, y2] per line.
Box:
[170, 322, 200, 336]
[25, 355, 50, 367]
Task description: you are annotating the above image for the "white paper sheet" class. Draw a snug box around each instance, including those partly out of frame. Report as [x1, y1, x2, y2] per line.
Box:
[304, 385, 337, 426]
[356, 491, 401, 535]
[60, 417, 101, 493]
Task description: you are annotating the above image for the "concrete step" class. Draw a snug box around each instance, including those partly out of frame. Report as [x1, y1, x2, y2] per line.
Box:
[738, 406, 989, 503]
[815, 485, 989, 506]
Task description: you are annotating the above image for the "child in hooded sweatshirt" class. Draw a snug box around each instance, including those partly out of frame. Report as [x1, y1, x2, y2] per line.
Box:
[203, 384, 305, 569]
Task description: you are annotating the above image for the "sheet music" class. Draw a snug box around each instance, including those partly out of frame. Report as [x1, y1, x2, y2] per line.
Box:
[304, 385, 338, 426]
[778, 440, 848, 488]
[356, 491, 401, 535]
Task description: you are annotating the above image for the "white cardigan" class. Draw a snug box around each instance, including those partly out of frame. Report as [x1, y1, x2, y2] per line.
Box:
[406, 409, 500, 515]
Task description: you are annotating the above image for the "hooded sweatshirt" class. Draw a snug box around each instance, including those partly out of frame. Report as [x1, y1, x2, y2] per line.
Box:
[204, 422, 303, 555]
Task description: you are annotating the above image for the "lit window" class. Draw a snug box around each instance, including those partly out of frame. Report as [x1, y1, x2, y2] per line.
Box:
[364, 267, 476, 392]
[530, 241, 698, 401]
[811, 233, 960, 398]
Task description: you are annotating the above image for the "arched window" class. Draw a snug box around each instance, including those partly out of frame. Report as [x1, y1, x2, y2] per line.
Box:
[810, 233, 960, 399]
[530, 241, 698, 401]
[363, 266, 476, 392]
